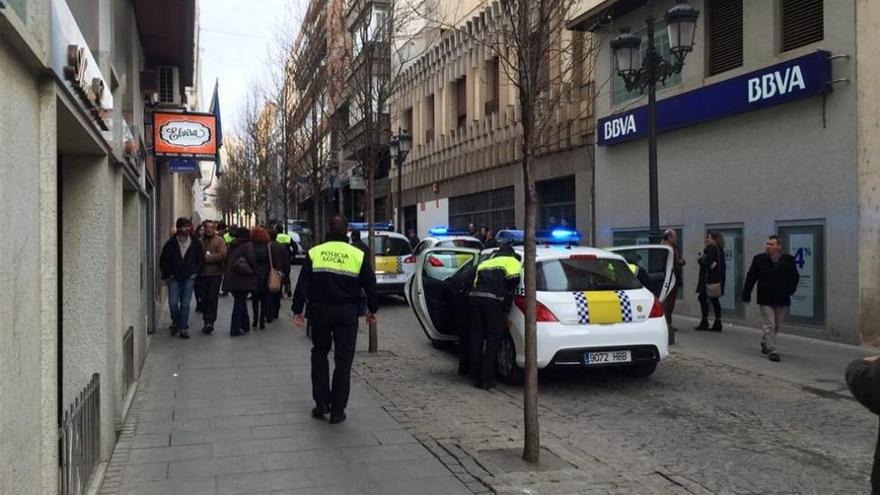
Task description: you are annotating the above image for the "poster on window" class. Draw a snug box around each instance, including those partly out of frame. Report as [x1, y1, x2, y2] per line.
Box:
[718, 231, 740, 311]
[788, 233, 815, 318]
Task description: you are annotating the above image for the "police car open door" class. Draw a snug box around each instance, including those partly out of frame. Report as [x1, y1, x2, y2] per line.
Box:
[409, 247, 481, 344]
[606, 245, 676, 302]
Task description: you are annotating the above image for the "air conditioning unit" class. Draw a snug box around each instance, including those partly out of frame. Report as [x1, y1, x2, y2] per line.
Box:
[157, 66, 181, 105]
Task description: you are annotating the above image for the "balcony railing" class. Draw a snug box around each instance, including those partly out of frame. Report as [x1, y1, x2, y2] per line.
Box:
[58, 373, 101, 495]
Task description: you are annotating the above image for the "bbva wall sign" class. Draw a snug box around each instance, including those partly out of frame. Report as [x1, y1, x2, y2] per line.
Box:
[153, 112, 218, 160]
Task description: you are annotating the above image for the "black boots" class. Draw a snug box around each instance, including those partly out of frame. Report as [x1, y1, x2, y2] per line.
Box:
[710, 320, 723, 332]
[694, 320, 709, 331]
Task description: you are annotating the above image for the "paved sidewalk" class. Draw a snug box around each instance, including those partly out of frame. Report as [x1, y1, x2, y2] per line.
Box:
[99, 294, 471, 495]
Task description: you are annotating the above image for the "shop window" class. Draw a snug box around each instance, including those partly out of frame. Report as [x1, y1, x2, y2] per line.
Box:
[707, 0, 743, 76]
[780, 0, 823, 52]
[449, 187, 515, 232]
[537, 177, 576, 230]
[707, 225, 744, 316]
[778, 224, 825, 325]
[612, 23, 681, 106]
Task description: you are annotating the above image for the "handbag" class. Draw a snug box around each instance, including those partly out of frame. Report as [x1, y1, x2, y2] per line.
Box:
[705, 247, 723, 298]
[233, 255, 253, 275]
[267, 244, 283, 294]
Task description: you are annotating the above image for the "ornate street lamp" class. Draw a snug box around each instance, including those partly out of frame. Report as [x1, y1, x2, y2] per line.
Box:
[611, 0, 699, 241]
[389, 128, 411, 232]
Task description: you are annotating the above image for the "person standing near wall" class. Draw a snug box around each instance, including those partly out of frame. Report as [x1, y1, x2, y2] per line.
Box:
[159, 217, 205, 340]
[695, 231, 725, 332]
[199, 220, 227, 335]
[661, 229, 685, 343]
[742, 235, 800, 362]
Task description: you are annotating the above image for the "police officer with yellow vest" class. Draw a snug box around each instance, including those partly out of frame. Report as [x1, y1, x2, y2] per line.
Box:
[275, 224, 294, 297]
[468, 237, 521, 390]
[292, 215, 378, 424]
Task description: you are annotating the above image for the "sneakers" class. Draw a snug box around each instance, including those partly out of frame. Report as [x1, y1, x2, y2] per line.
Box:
[202, 324, 214, 335]
[311, 404, 330, 419]
[179, 330, 190, 340]
[694, 320, 709, 331]
[769, 352, 781, 362]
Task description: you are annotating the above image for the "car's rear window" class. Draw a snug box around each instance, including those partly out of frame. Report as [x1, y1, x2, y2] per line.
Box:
[373, 236, 412, 256]
[537, 257, 642, 292]
[437, 239, 483, 250]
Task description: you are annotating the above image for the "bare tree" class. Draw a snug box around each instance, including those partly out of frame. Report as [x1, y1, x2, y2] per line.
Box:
[410, 0, 601, 463]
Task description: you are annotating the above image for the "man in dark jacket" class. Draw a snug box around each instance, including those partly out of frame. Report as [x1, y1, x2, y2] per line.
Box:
[292, 215, 378, 424]
[159, 217, 205, 339]
[199, 220, 227, 335]
[742, 235, 800, 362]
[468, 238, 521, 390]
[350, 229, 370, 255]
[846, 356, 880, 494]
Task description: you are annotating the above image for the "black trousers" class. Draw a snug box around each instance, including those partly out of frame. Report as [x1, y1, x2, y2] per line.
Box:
[698, 291, 722, 321]
[310, 303, 359, 413]
[200, 275, 223, 325]
[251, 289, 272, 325]
[467, 299, 505, 387]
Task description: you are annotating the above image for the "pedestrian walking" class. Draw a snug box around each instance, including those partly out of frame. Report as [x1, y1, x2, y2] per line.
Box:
[742, 234, 800, 362]
[194, 221, 206, 313]
[198, 220, 227, 335]
[274, 225, 294, 298]
[350, 228, 370, 255]
[159, 217, 205, 340]
[661, 229, 685, 341]
[268, 233, 290, 321]
[250, 226, 273, 330]
[467, 236, 521, 390]
[845, 355, 880, 494]
[218, 222, 232, 297]
[223, 227, 256, 337]
[695, 231, 725, 332]
[292, 215, 378, 424]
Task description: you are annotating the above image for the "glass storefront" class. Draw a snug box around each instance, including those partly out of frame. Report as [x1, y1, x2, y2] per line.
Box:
[778, 224, 825, 325]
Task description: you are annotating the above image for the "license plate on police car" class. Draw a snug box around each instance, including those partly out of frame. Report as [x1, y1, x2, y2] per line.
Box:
[378, 273, 398, 280]
[584, 350, 631, 365]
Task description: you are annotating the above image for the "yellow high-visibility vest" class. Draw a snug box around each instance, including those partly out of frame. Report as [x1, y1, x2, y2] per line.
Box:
[309, 241, 365, 277]
[276, 233, 292, 245]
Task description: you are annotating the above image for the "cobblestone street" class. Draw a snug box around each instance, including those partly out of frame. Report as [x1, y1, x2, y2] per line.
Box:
[355, 296, 878, 495]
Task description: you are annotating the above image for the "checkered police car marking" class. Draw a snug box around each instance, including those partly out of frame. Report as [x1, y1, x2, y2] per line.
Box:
[616, 290, 634, 323]
[396, 256, 406, 274]
[573, 292, 590, 324]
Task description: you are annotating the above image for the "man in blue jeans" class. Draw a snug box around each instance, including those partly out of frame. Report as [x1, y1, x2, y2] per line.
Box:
[160, 217, 205, 339]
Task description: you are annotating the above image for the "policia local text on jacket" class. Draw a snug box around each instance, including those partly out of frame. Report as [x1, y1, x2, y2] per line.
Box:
[292, 226, 378, 423]
[467, 245, 522, 389]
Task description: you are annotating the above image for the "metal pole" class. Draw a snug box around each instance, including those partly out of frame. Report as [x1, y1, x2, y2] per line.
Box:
[646, 10, 661, 243]
[396, 156, 403, 232]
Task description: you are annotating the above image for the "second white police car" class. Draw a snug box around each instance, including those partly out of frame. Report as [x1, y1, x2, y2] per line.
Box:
[405, 229, 675, 382]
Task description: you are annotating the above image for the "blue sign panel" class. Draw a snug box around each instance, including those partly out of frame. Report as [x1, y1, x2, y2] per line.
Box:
[598, 50, 831, 146]
[168, 159, 199, 174]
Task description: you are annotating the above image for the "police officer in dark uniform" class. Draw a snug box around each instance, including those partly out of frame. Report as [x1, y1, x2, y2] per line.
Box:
[292, 215, 378, 424]
[468, 237, 522, 390]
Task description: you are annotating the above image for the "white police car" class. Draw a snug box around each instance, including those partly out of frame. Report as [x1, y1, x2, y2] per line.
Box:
[349, 223, 414, 296]
[405, 229, 675, 381]
[411, 227, 484, 281]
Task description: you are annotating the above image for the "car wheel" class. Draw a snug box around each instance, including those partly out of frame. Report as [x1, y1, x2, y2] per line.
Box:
[620, 362, 657, 379]
[497, 333, 524, 385]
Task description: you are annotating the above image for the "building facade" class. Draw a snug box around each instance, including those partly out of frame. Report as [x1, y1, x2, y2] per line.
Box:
[0, 1, 198, 493]
[391, 1, 596, 239]
[570, 0, 880, 344]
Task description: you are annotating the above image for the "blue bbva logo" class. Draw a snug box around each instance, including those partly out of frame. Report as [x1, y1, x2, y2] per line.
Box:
[603, 114, 637, 141]
[747, 65, 806, 103]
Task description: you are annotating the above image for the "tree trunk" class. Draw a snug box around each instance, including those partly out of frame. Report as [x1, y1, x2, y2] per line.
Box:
[367, 155, 378, 353]
[521, 90, 540, 462]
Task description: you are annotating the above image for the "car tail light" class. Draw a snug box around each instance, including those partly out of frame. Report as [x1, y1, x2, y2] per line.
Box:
[569, 254, 597, 260]
[428, 256, 444, 267]
[513, 295, 559, 322]
[403, 255, 416, 264]
[649, 298, 664, 318]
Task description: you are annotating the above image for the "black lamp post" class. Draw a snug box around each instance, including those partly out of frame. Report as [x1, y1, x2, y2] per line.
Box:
[611, 0, 699, 242]
[389, 128, 412, 233]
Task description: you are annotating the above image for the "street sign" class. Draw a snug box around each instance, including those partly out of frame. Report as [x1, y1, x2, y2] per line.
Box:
[153, 112, 218, 160]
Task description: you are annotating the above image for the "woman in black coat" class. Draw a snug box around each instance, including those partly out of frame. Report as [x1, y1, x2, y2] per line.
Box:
[695, 231, 726, 331]
[223, 228, 257, 336]
[250, 227, 273, 329]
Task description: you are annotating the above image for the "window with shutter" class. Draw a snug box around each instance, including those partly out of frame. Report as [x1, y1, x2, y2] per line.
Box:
[780, 0, 823, 52]
[707, 0, 743, 76]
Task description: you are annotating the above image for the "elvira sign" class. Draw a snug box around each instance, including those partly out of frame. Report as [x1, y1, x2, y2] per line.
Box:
[598, 50, 832, 146]
[153, 112, 218, 160]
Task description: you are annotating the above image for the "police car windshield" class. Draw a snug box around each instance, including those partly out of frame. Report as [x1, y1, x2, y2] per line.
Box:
[438, 239, 482, 250]
[372, 236, 412, 256]
[537, 258, 642, 292]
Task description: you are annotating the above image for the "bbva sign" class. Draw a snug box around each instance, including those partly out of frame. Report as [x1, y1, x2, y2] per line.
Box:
[747, 65, 806, 103]
[603, 115, 638, 141]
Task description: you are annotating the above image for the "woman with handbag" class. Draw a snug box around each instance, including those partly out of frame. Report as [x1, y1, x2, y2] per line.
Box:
[250, 227, 273, 329]
[223, 227, 257, 337]
[696, 231, 726, 331]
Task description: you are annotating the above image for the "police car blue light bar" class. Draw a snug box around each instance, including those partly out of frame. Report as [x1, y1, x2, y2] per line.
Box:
[429, 226, 468, 236]
[537, 229, 582, 245]
[496, 229, 525, 245]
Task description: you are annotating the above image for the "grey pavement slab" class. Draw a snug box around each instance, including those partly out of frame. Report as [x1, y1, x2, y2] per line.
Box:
[101, 292, 469, 495]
